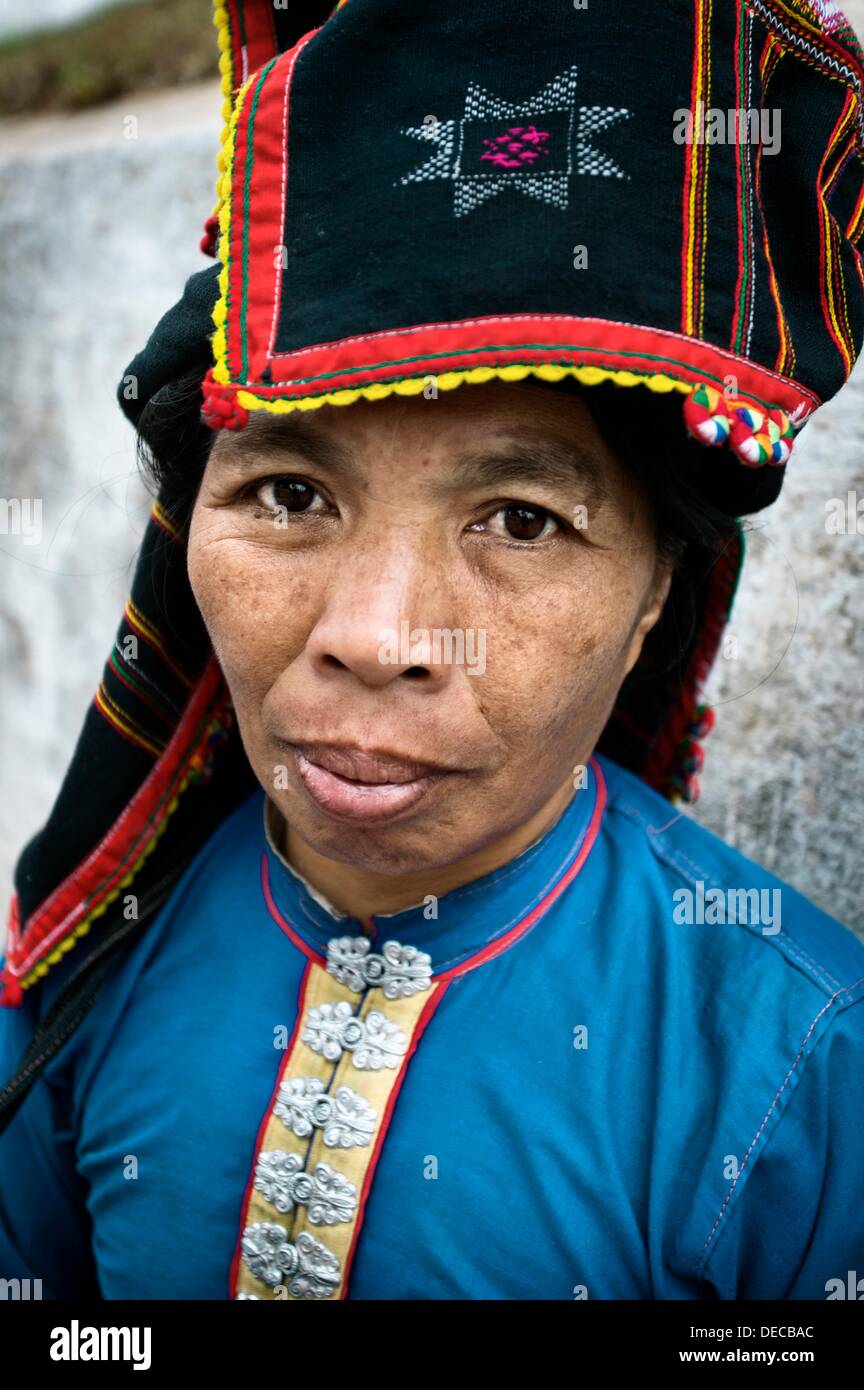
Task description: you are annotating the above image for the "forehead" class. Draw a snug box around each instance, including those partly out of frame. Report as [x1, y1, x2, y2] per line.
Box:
[211, 378, 616, 465]
[204, 379, 655, 521]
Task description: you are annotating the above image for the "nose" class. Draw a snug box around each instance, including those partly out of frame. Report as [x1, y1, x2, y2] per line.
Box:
[303, 537, 459, 691]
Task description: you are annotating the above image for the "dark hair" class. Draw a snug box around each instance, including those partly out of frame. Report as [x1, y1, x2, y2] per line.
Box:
[136, 368, 215, 523]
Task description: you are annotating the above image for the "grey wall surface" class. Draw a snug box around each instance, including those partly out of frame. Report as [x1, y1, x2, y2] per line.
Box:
[1, 10, 863, 948]
[0, 81, 220, 946]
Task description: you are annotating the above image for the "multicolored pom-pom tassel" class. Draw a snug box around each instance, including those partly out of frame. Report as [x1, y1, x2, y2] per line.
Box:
[683, 383, 732, 446]
[728, 404, 794, 468]
[684, 384, 796, 468]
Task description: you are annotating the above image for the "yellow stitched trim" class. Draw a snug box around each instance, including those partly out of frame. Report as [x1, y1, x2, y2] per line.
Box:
[151, 500, 184, 545]
[17, 779, 193, 994]
[212, 70, 257, 386]
[233, 963, 438, 1301]
[285, 984, 436, 1301]
[771, 0, 834, 42]
[232, 965, 354, 1299]
[125, 600, 194, 689]
[95, 684, 166, 759]
[209, 1, 235, 222]
[230, 363, 692, 416]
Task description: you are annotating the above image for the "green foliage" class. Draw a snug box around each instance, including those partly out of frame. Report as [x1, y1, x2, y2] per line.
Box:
[0, 0, 215, 117]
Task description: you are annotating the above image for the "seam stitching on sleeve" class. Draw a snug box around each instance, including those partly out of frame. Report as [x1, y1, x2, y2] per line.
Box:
[697, 978, 864, 1275]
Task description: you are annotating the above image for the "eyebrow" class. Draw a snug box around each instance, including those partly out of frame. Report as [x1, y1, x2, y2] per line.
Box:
[214, 416, 610, 504]
[426, 442, 610, 506]
[213, 415, 356, 474]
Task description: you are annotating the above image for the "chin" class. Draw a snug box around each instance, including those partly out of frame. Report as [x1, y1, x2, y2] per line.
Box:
[286, 804, 467, 877]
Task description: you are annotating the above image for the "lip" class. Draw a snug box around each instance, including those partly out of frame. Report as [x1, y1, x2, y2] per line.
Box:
[287, 742, 456, 824]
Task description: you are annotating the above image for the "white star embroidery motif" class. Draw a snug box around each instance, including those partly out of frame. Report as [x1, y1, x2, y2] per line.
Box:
[397, 65, 631, 218]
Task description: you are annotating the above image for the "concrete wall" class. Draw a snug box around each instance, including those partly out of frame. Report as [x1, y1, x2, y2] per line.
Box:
[1, 9, 863, 945]
[0, 81, 219, 942]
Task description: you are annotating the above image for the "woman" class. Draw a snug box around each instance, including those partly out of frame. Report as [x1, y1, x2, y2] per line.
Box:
[1, 0, 863, 1301]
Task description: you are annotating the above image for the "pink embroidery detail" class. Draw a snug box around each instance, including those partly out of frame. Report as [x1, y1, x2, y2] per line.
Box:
[807, 0, 846, 34]
[481, 124, 551, 169]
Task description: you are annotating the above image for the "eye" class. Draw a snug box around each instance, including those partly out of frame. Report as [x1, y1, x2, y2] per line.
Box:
[472, 504, 562, 542]
[251, 476, 330, 515]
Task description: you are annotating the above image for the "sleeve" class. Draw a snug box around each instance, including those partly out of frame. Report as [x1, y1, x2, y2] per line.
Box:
[0, 970, 101, 1299]
[701, 997, 864, 1300]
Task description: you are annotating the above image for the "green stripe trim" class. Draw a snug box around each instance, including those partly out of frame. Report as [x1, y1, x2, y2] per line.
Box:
[77, 690, 226, 919]
[240, 56, 280, 384]
[257, 340, 804, 410]
[108, 650, 178, 727]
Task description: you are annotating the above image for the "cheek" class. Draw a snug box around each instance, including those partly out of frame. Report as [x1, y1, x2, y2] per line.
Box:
[186, 522, 316, 702]
[477, 559, 648, 749]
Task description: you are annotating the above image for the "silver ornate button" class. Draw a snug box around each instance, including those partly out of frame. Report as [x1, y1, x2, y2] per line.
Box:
[274, 1076, 377, 1148]
[242, 1222, 341, 1299]
[254, 1151, 358, 1225]
[327, 936, 432, 998]
[303, 1000, 408, 1069]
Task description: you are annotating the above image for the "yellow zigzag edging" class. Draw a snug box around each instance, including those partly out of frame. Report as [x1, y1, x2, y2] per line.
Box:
[18, 774, 193, 994]
[212, 68, 257, 386]
[233, 363, 693, 414]
[208, 1, 236, 222]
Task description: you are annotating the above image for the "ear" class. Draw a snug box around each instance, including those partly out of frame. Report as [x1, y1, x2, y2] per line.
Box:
[622, 561, 674, 679]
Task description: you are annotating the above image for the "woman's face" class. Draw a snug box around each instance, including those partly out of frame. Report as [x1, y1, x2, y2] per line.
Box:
[187, 380, 671, 876]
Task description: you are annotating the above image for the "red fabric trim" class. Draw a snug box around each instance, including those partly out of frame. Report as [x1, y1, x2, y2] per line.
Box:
[642, 532, 742, 792]
[339, 980, 450, 1297]
[227, 958, 313, 1297]
[436, 755, 607, 983]
[244, 35, 320, 382]
[255, 315, 818, 415]
[0, 897, 23, 1007]
[4, 892, 20, 963]
[225, 53, 253, 382]
[240, 0, 280, 80]
[7, 656, 225, 981]
[260, 852, 326, 964]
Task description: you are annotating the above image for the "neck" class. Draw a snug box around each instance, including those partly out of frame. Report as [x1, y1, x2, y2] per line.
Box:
[275, 773, 581, 920]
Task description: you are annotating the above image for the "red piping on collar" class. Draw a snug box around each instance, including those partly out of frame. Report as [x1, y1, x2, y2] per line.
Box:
[261, 854, 327, 963]
[435, 754, 608, 982]
[259, 755, 607, 978]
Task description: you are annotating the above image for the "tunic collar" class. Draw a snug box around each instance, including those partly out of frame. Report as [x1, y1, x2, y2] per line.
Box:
[260, 755, 606, 978]
[261, 750, 605, 978]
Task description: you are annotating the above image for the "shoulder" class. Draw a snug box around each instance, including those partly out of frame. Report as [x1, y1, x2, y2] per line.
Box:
[2, 786, 268, 1029]
[595, 753, 864, 1007]
[593, 756, 864, 1294]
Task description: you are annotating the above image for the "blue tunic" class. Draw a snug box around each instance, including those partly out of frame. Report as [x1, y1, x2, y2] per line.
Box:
[1, 754, 863, 1300]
